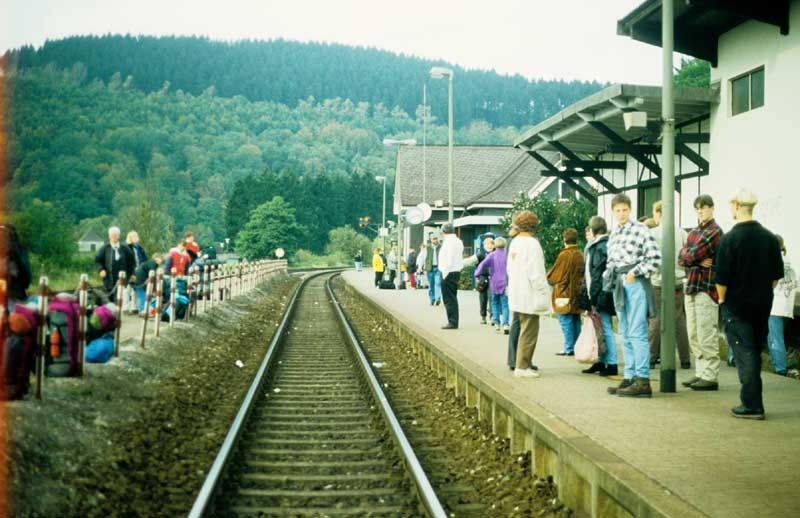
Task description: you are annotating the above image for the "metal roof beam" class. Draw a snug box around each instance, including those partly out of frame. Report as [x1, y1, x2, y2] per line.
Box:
[546, 140, 621, 194]
[563, 159, 627, 170]
[526, 151, 598, 204]
[676, 143, 709, 172]
[586, 121, 662, 177]
[676, 133, 710, 144]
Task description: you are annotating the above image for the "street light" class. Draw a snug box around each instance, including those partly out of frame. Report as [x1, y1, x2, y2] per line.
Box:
[383, 139, 417, 289]
[430, 66, 454, 224]
[375, 175, 387, 250]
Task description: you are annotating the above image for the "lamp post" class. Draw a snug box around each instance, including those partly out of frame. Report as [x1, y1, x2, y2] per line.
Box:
[383, 139, 417, 289]
[375, 175, 387, 250]
[430, 66, 454, 224]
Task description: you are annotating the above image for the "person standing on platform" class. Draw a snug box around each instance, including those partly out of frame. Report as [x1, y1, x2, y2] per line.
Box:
[416, 244, 428, 289]
[548, 228, 584, 357]
[648, 201, 691, 369]
[768, 235, 796, 376]
[474, 236, 509, 333]
[579, 216, 618, 376]
[603, 194, 661, 398]
[406, 248, 418, 288]
[507, 211, 548, 378]
[354, 250, 363, 272]
[95, 226, 136, 299]
[716, 189, 783, 420]
[424, 236, 442, 306]
[678, 195, 724, 390]
[466, 236, 494, 325]
[372, 248, 384, 287]
[438, 223, 464, 329]
[387, 246, 398, 284]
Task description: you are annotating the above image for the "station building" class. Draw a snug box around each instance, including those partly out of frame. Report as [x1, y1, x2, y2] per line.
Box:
[392, 145, 550, 254]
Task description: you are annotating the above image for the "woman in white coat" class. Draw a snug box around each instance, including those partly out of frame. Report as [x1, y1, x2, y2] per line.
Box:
[507, 211, 549, 378]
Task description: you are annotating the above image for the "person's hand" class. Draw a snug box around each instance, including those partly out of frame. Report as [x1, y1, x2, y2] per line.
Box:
[625, 272, 636, 284]
[700, 258, 713, 268]
[99, 270, 107, 278]
[130, 275, 137, 283]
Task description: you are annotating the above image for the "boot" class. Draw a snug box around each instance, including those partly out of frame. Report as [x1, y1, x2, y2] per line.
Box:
[581, 362, 604, 374]
[607, 378, 633, 395]
[599, 364, 618, 376]
[618, 377, 652, 398]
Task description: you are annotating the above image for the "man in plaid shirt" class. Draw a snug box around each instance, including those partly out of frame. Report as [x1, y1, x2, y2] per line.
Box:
[678, 195, 723, 391]
[603, 194, 661, 398]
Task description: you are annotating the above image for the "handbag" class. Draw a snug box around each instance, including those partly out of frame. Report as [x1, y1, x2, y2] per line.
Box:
[554, 297, 570, 311]
[476, 277, 489, 292]
[574, 316, 599, 364]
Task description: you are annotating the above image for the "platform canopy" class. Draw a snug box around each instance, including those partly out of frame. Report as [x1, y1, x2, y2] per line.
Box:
[617, 0, 791, 66]
[513, 84, 717, 202]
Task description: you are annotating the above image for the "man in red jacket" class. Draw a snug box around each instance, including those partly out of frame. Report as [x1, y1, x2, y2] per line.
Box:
[165, 240, 191, 276]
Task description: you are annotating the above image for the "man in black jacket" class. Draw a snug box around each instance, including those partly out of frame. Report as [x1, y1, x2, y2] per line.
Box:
[94, 226, 136, 297]
[716, 190, 783, 420]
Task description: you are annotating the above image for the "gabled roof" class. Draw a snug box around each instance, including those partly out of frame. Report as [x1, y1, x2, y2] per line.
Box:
[393, 145, 546, 211]
[78, 229, 104, 242]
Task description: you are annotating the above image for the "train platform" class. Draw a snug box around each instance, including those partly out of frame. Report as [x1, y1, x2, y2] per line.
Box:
[341, 269, 800, 518]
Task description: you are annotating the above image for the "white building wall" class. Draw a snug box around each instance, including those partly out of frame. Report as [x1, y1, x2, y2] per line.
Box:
[708, 2, 800, 267]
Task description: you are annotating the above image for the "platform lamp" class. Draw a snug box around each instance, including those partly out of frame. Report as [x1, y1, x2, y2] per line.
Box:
[375, 175, 387, 250]
[430, 66, 454, 224]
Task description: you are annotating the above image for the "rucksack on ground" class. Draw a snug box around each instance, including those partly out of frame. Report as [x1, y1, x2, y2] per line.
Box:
[46, 295, 80, 377]
[1, 304, 38, 400]
[85, 334, 114, 363]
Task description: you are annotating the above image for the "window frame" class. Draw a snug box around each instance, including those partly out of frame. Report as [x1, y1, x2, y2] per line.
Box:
[730, 66, 765, 116]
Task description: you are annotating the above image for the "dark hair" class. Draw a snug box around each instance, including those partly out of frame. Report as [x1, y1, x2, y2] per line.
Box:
[562, 228, 578, 244]
[184, 231, 194, 238]
[693, 194, 714, 208]
[588, 216, 607, 235]
[611, 193, 632, 208]
[512, 211, 539, 233]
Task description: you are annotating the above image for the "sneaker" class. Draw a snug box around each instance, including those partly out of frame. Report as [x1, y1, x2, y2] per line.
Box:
[730, 405, 765, 420]
[441, 323, 458, 330]
[555, 351, 574, 356]
[607, 378, 633, 395]
[514, 368, 540, 378]
[599, 364, 618, 376]
[435, 299, 442, 306]
[503, 325, 510, 335]
[681, 376, 700, 388]
[618, 377, 652, 398]
[480, 317, 487, 325]
[689, 379, 719, 391]
[581, 362, 605, 374]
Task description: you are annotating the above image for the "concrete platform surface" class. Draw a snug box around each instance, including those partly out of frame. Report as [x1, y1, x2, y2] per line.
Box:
[342, 270, 800, 518]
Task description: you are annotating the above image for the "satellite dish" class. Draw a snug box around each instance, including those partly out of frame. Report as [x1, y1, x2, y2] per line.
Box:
[416, 203, 433, 222]
[275, 248, 285, 258]
[404, 207, 424, 225]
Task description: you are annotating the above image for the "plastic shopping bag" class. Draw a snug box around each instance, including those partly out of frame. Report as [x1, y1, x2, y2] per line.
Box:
[574, 315, 598, 364]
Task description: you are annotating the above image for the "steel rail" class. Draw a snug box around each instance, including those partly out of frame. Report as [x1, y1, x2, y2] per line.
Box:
[188, 270, 335, 518]
[325, 275, 448, 518]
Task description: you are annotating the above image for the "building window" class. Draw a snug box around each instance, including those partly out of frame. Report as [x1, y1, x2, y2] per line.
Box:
[731, 67, 764, 116]
[637, 184, 661, 219]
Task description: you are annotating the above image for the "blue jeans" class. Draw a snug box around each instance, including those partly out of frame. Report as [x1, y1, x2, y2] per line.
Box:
[135, 287, 147, 313]
[614, 279, 650, 379]
[598, 310, 618, 365]
[491, 292, 509, 326]
[557, 313, 581, 353]
[767, 315, 788, 374]
[427, 268, 442, 303]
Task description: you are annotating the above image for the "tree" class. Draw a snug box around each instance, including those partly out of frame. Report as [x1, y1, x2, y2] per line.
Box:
[501, 193, 596, 267]
[674, 58, 710, 88]
[325, 226, 372, 262]
[13, 198, 77, 268]
[117, 192, 176, 255]
[235, 196, 306, 260]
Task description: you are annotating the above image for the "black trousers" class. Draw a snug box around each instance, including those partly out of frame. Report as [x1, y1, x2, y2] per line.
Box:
[388, 269, 396, 283]
[479, 286, 489, 318]
[374, 271, 382, 287]
[507, 311, 520, 369]
[442, 272, 460, 326]
[721, 304, 766, 412]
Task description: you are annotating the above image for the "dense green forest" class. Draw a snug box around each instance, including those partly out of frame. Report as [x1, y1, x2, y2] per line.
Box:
[6, 35, 604, 129]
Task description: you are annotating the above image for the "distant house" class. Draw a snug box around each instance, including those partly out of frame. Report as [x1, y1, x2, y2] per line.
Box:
[78, 229, 105, 253]
[392, 145, 562, 254]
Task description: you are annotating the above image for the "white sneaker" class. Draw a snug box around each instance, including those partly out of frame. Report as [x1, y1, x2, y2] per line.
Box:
[514, 368, 540, 378]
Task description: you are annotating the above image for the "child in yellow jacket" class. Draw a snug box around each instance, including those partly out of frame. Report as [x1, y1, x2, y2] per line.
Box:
[372, 249, 384, 287]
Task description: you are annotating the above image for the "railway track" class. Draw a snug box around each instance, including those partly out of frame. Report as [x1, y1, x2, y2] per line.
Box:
[190, 272, 446, 517]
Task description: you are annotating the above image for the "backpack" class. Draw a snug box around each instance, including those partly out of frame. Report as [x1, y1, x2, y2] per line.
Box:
[46, 295, 81, 377]
[85, 334, 114, 363]
[1, 305, 38, 400]
[162, 294, 189, 322]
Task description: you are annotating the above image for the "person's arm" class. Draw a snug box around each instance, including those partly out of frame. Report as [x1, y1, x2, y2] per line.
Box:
[631, 229, 661, 280]
[439, 241, 451, 278]
[94, 245, 107, 275]
[474, 256, 489, 278]
[546, 252, 564, 285]
[679, 227, 719, 267]
[164, 255, 173, 274]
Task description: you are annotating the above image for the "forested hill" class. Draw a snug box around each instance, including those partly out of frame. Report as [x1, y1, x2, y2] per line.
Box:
[6, 35, 604, 128]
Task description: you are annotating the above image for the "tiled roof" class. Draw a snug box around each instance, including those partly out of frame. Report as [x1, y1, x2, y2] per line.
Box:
[394, 145, 548, 208]
[78, 229, 104, 242]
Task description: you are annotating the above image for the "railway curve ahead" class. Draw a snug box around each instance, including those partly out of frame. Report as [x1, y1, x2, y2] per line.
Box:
[189, 272, 446, 517]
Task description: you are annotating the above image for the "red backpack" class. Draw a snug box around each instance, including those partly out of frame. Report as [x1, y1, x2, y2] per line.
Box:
[1, 304, 39, 399]
[46, 295, 81, 377]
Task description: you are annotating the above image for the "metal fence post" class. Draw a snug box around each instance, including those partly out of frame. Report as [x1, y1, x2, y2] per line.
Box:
[77, 274, 88, 376]
[35, 277, 49, 400]
[114, 271, 126, 357]
[169, 268, 177, 328]
[139, 271, 155, 348]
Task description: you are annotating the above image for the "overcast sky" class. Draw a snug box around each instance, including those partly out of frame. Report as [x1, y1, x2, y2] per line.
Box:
[3, 0, 666, 84]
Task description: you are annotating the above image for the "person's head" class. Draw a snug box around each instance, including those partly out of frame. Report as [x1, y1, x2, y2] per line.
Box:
[508, 224, 520, 238]
[108, 226, 121, 244]
[652, 201, 663, 225]
[178, 239, 187, 251]
[693, 194, 715, 224]
[420, 243, 426, 250]
[126, 230, 139, 245]
[374, 248, 381, 254]
[644, 218, 657, 229]
[431, 235, 439, 245]
[775, 234, 786, 256]
[512, 211, 539, 234]
[184, 231, 195, 243]
[483, 237, 495, 252]
[152, 252, 164, 265]
[611, 194, 632, 226]
[494, 236, 507, 249]
[562, 228, 578, 246]
[587, 216, 608, 239]
[729, 189, 757, 221]
[441, 223, 455, 235]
